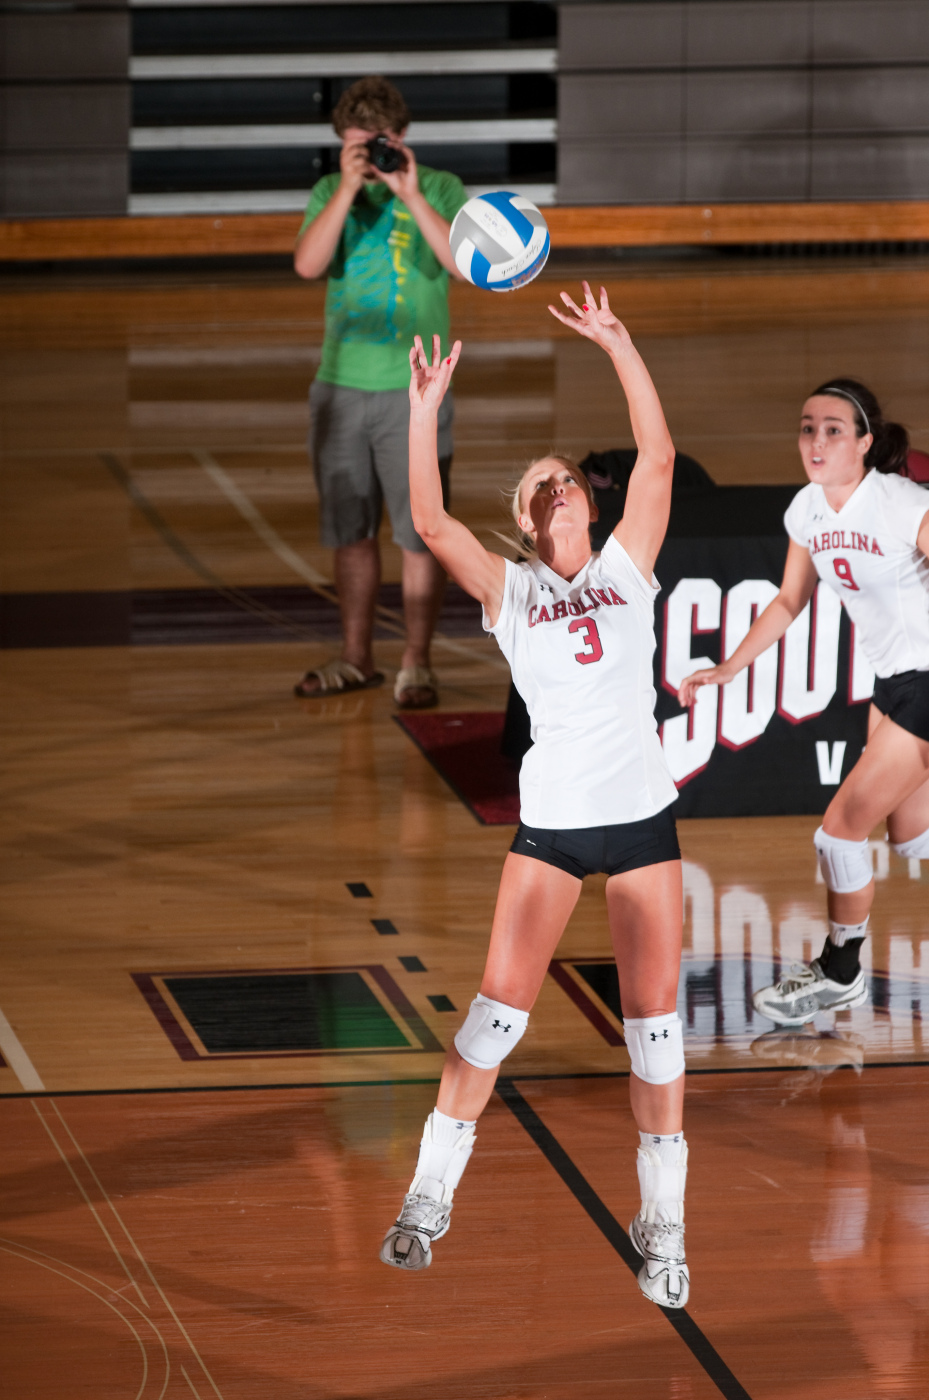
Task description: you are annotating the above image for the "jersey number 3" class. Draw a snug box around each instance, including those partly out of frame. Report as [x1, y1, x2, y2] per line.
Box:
[568, 617, 603, 664]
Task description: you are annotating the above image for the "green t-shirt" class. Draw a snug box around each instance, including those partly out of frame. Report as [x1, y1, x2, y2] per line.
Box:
[301, 166, 467, 391]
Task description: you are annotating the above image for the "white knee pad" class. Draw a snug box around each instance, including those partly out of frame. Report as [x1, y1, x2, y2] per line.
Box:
[623, 1013, 685, 1085]
[454, 993, 529, 1070]
[814, 826, 873, 893]
[891, 825, 929, 860]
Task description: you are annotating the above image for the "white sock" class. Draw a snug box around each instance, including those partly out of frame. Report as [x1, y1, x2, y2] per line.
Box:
[829, 918, 868, 948]
[637, 1132, 687, 1226]
[410, 1108, 477, 1204]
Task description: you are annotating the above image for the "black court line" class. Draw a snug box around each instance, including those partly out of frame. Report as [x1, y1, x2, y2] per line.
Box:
[496, 1078, 753, 1400]
[2, 1057, 929, 1100]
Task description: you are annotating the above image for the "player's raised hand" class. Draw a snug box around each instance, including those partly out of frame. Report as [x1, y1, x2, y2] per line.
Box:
[548, 282, 631, 353]
[409, 333, 461, 412]
[678, 664, 732, 708]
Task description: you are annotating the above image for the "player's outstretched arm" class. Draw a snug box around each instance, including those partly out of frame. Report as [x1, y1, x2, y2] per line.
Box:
[678, 541, 818, 705]
[549, 281, 675, 579]
[409, 335, 506, 622]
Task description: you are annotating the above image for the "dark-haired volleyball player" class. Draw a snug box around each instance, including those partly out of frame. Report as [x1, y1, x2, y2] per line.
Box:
[380, 284, 691, 1308]
[681, 380, 929, 1025]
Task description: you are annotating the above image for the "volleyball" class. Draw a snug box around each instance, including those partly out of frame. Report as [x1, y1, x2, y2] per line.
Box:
[449, 191, 550, 292]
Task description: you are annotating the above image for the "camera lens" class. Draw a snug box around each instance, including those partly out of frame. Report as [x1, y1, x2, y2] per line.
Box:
[366, 136, 404, 174]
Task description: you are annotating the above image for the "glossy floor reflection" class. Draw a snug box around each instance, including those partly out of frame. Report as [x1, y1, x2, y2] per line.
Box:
[2, 255, 929, 1395]
[3, 1069, 928, 1398]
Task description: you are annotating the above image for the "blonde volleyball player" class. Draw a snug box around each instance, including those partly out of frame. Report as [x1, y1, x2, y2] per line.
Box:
[380, 284, 690, 1308]
[680, 379, 929, 1025]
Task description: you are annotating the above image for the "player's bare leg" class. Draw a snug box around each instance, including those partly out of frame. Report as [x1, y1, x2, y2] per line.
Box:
[755, 706, 929, 1026]
[607, 860, 689, 1307]
[381, 856, 580, 1269]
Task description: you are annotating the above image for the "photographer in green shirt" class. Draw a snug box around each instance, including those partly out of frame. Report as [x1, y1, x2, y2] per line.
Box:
[294, 76, 467, 708]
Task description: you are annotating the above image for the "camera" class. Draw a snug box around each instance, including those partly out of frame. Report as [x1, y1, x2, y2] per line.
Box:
[366, 135, 406, 175]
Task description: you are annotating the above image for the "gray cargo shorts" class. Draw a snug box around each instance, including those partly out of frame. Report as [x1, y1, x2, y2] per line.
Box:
[309, 380, 453, 553]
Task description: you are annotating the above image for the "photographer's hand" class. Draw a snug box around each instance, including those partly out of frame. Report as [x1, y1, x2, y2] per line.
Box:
[339, 138, 370, 196]
[382, 142, 464, 280]
[377, 140, 419, 204]
[294, 138, 369, 279]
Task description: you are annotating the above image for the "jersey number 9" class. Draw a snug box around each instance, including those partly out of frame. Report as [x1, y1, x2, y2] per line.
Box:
[833, 557, 860, 591]
[568, 617, 603, 664]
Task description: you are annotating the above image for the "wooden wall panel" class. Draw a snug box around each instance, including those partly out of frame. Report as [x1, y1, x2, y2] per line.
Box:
[2, 201, 929, 262]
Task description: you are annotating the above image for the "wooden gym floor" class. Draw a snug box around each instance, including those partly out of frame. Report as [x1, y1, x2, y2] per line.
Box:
[1, 253, 928, 1397]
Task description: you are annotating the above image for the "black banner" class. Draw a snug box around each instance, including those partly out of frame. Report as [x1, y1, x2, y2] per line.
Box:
[651, 535, 869, 817]
[503, 480, 873, 819]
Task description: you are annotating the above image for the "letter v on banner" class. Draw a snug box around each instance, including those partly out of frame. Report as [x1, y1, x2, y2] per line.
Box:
[815, 740, 846, 784]
[661, 578, 722, 785]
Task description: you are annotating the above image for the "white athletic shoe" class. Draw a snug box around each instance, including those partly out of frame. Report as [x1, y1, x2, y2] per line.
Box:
[379, 1192, 452, 1271]
[752, 960, 868, 1027]
[629, 1215, 689, 1309]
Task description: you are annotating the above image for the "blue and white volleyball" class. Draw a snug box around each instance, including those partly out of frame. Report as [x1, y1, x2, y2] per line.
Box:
[449, 191, 550, 293]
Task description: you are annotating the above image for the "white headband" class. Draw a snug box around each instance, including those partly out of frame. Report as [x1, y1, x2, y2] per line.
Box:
[822, 386, 871, 437]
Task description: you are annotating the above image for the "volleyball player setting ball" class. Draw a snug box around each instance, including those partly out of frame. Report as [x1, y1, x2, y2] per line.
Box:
[380, 284, 691, 1309]
[681, 381, 929, 1025]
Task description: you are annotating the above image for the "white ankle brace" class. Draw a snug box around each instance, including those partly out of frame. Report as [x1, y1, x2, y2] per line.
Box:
[891, 824, 929, 860]
[637, 1132, 688, 1226]
[829, 918, 868, 948]
[410, 1109, 476, 1205]
[814, 827, 872, 893]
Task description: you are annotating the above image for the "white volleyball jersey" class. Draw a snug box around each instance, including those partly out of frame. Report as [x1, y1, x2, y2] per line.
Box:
[485, 534, 678, 829]
[784, 470, 929, 678]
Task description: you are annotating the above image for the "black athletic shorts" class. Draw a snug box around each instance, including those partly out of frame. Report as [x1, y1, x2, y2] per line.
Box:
[872, 670, 929, 743]
[510, 805, 680, 880]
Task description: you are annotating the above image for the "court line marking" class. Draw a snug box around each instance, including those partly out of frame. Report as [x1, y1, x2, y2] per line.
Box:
[103, 449, 505, 666]
[195, 449, 510, 671]
[496, 1078, 753, 1400]
[0, 1005, 45, 1092]
[100, 453, 329, 644]
[0, 1241, 157, 1399]
[0, 1235, 173, 1395]
[196, 451, 330, 586]
[31, 1101, 150, 1309]
[4, 1057, 928, 1100]
[181, 1365, 203, 1398]
[47, 1099, 227, 1400]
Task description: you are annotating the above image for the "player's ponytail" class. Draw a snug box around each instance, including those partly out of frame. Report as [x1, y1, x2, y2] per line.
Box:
[811, 378, 910, 475]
